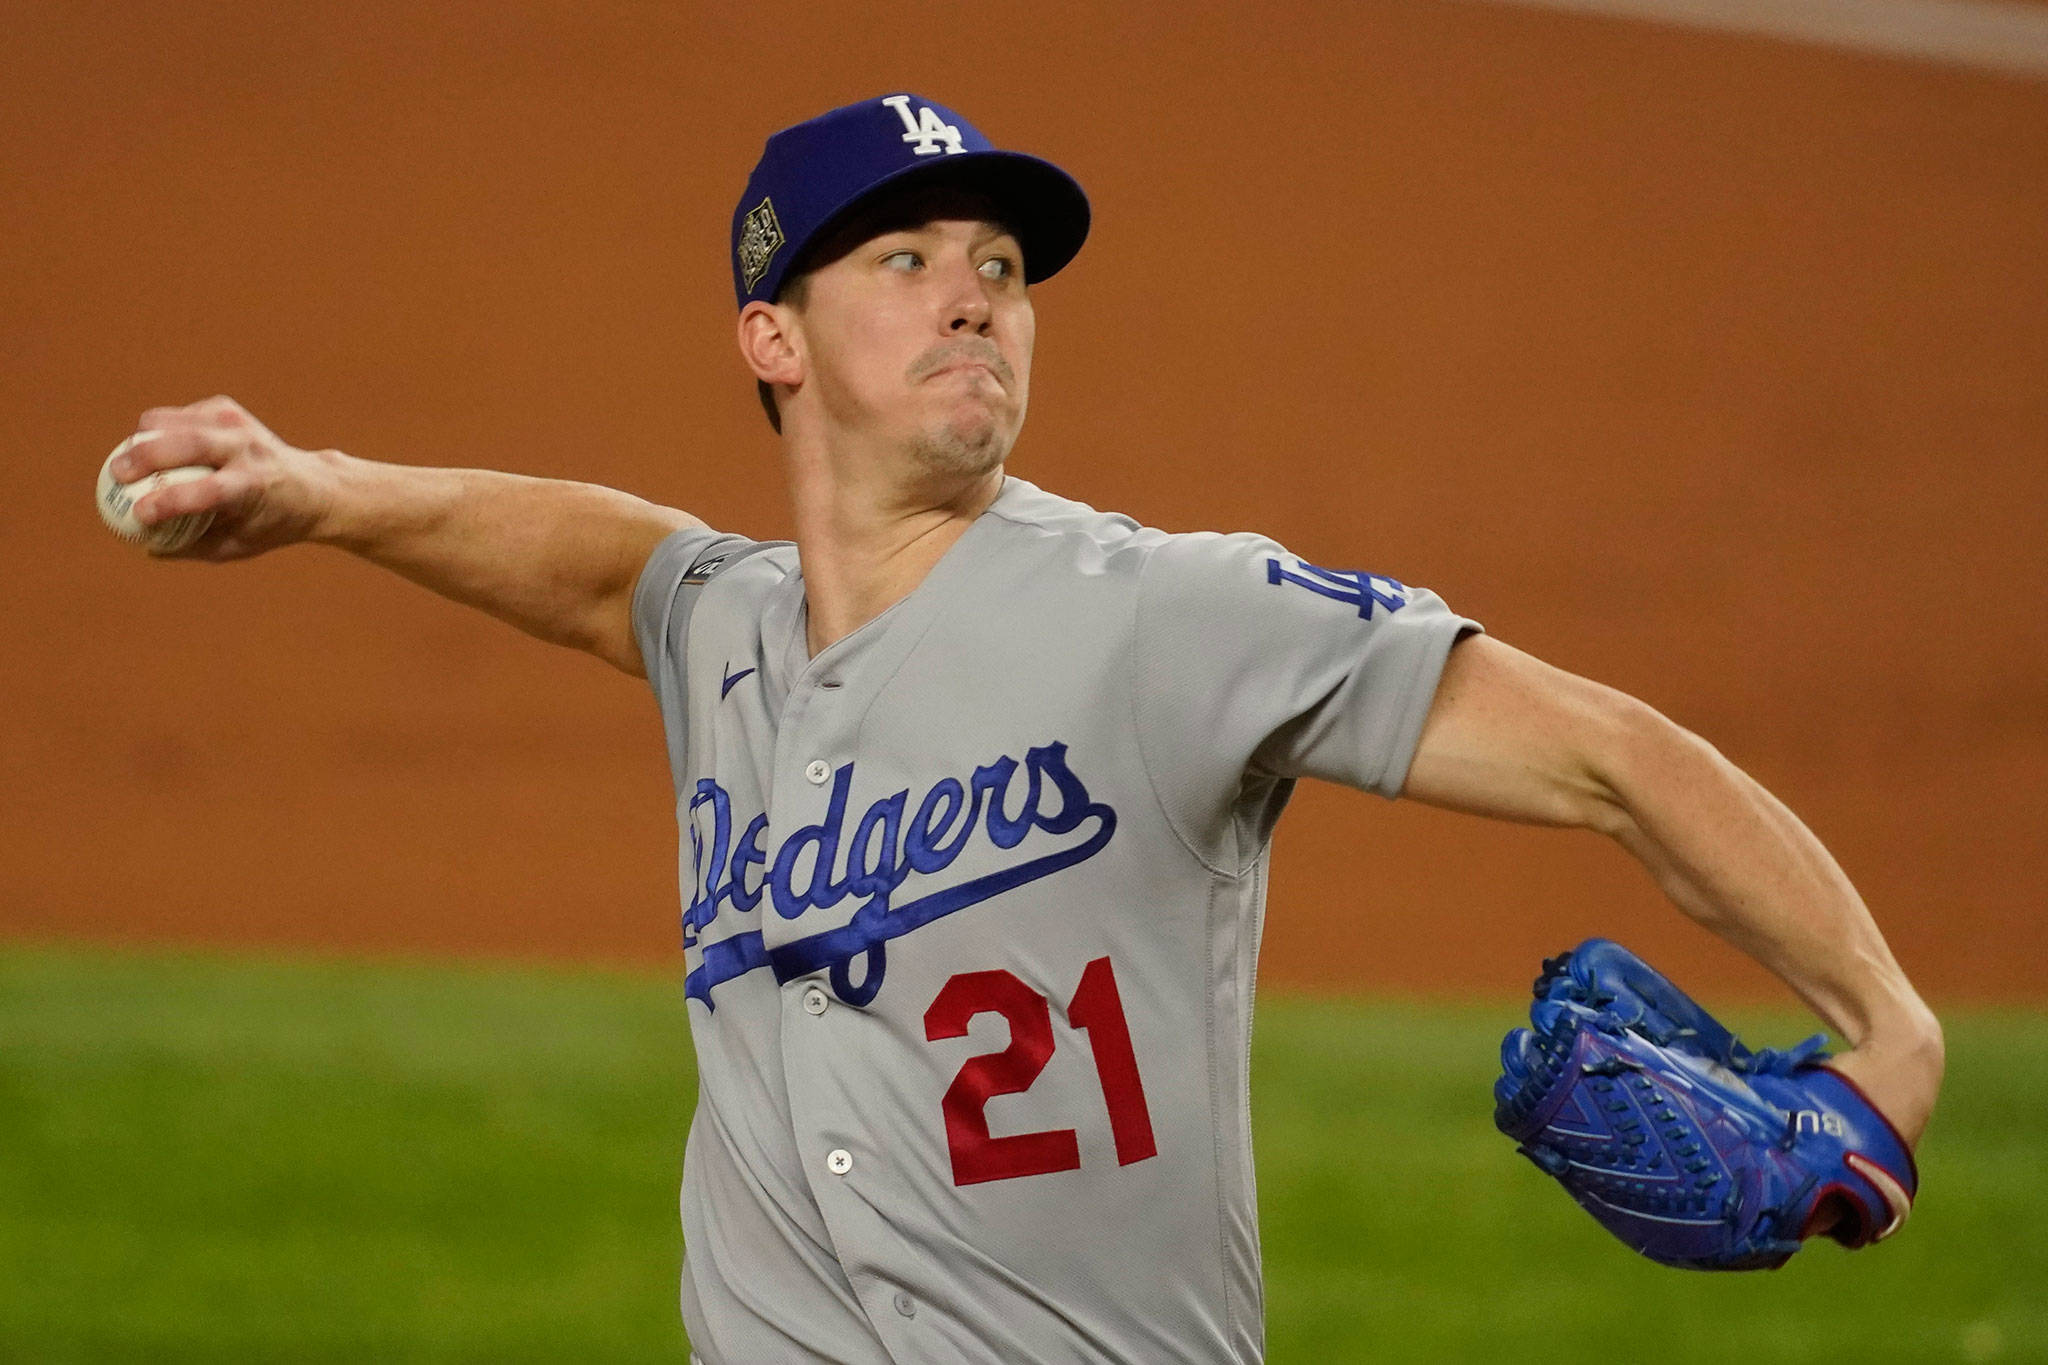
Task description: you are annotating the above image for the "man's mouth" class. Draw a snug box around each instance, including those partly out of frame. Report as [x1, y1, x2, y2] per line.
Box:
[931, 361, 995, 381]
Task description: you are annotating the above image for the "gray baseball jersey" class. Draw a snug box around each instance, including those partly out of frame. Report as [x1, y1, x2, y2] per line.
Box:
[631, 474, 1483, 1363]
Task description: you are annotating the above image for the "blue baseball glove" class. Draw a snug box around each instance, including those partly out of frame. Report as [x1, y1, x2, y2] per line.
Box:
[1493, 938, 1918, 1271]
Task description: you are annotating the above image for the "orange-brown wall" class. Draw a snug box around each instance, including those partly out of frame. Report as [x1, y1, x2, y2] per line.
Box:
[4, 2, 2043, 1002]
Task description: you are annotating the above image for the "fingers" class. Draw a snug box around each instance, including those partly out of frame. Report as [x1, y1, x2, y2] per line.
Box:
[133, 463, 251, 529]
[137, 394, 250, 431]
[114, 425, 210, 480]
[131, 471, 217, 528]
[116, 412, 256, 480]
[120, 396, 261, 478]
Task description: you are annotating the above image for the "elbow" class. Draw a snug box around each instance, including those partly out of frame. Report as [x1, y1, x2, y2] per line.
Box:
[1575, 692, 1694, 842]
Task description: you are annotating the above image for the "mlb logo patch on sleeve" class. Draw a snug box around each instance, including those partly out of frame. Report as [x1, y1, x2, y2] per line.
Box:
[684, 552, 733, 586]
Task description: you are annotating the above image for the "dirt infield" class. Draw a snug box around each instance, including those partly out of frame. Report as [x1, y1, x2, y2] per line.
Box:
[4, 2, 2043, 1001]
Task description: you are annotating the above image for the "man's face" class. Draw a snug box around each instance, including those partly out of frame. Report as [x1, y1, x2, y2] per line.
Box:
[783, 185, 1034, 477]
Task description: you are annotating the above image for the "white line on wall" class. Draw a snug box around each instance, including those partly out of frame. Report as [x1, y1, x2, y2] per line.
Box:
[1461, 0, 2048, 79]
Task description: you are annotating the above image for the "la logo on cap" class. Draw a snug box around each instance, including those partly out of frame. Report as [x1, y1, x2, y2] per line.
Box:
[882, 95, 964, 156]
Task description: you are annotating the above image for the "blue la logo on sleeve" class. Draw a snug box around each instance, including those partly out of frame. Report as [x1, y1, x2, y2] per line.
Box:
[1265, 555, 1408, 619]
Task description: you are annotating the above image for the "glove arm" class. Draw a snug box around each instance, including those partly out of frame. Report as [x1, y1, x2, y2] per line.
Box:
[1596, 706, 1944, 1147]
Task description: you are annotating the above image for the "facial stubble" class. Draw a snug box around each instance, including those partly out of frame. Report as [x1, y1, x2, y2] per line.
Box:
[905, 384, 1014, 479]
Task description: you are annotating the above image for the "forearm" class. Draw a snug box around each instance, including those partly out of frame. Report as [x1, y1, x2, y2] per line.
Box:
[1599, 711, 1943, 1135]
[1402, 636, 1942, 1143]
[309, 450, 701, 672]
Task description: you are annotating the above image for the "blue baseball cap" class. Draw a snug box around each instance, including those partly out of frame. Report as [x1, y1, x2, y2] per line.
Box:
[731, 93, 1090, 309]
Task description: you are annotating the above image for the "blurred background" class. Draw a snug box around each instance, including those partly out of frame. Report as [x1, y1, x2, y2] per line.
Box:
[3, 0, 2043, 1360]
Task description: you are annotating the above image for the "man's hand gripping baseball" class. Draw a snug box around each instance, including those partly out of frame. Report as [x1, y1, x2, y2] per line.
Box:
[115, 396, 336, 561]
[114, 395, 701, 675]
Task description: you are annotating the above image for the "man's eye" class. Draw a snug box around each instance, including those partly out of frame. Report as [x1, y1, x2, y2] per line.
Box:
[979, 256, 1016, 280]
[884, 250, 923, 271]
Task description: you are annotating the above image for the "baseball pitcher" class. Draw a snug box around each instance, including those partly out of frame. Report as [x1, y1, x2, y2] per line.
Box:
[109, 94, 1945, 1362]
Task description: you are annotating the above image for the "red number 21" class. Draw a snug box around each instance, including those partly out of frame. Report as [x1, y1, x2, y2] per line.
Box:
[923, 956, 1159, 1187]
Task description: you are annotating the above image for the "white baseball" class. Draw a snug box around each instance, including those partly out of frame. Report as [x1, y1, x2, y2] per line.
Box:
[97, 430, 217, 555]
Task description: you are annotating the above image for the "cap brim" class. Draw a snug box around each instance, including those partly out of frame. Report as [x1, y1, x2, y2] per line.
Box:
[786, 151, 1091, 288]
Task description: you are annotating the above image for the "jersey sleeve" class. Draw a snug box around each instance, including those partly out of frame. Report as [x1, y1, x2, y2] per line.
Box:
[631, 525, 765, 776]
[1133, 531, 1484, 862]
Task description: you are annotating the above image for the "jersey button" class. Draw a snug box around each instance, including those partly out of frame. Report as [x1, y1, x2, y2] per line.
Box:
[893, 1290, 916, 1318]
[805, 759, 831, 784]
[826, 1148, 853, 1176]
[802, 985, 829, 1015]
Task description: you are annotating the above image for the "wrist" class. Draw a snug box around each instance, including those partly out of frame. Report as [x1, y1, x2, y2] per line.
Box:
[306, 448, 398, 551]
[1868, 1005, 1946, 1083]
[310, 453, 476, 556]
[1827, 968, 1941, 1050]
[1836, 999, 1944, 1143]
[1857, 994, 1944, 1060]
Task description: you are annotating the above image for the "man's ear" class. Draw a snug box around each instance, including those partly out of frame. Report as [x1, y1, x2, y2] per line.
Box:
[737, 301, 804, 389]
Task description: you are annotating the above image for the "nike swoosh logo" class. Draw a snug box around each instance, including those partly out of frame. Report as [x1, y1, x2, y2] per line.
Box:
[720, 665, 756, 700]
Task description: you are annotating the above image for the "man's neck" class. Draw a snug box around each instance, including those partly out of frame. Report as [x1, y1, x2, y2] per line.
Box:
[785, 456, 1006, 659]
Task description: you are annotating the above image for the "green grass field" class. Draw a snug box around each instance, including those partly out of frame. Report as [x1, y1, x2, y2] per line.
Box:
[2, 944, 2040, 1363]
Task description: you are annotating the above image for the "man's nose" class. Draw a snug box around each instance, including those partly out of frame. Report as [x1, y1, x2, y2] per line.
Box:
[942, 265, 993, 332]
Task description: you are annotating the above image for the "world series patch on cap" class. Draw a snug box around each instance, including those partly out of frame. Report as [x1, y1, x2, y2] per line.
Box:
[731, 93, 1091, 309]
